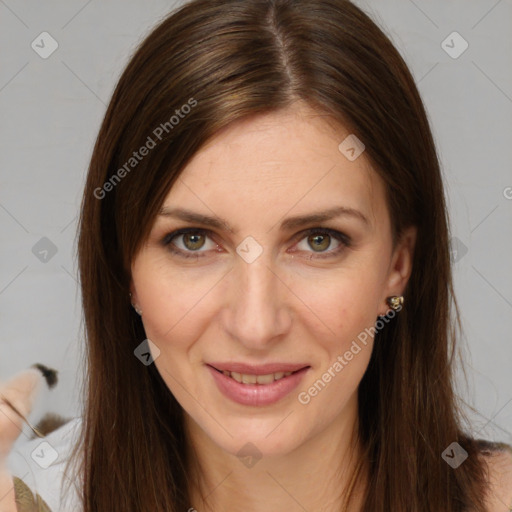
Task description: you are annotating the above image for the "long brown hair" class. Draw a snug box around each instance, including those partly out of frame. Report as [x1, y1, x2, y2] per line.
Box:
[66, 0, 493, 509]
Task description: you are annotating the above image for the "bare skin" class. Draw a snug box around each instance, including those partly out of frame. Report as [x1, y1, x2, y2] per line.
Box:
[130, 101, 416, 511]
[1, 103, 508, 512]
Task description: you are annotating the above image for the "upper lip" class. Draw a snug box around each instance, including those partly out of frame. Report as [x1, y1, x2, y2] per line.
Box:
[207, 362, 310, 375]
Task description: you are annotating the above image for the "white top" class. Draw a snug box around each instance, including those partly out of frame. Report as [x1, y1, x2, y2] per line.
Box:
[6, 417, 83, 511]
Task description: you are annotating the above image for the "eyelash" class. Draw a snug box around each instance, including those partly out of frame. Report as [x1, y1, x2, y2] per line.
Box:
[161, 227, 351, 260]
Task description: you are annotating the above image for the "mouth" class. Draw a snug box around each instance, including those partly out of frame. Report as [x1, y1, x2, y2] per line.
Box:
[208, 365, 308, 385]
[206, 362, 311, 406]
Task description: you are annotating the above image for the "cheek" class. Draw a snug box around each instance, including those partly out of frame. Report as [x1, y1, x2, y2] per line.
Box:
[293, 264, 383, 340]
[134, 258, 224, 344]
[295, 273, 378, 410]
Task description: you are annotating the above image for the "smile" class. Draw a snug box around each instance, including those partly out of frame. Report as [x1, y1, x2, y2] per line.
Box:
[215, 368, 296, 385]
[206, 363, 310, 406]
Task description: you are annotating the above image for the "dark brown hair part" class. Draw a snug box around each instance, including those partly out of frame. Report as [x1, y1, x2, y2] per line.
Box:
[67, 0, 496, 510]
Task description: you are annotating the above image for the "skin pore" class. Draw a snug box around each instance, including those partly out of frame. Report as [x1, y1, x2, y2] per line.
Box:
[130, 101, 416, 511]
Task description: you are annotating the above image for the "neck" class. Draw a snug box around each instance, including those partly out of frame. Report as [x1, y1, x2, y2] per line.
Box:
[185, 394, 368, 512]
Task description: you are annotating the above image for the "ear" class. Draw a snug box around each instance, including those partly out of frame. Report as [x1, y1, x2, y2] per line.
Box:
[129, 281, 143, 316]
[129, 281, 138, 306]
[378, 225, 417, 316]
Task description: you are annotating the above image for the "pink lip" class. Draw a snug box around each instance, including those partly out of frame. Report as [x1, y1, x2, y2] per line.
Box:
[206, 364, 310, 406]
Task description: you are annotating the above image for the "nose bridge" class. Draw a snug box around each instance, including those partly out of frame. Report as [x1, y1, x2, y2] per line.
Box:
[225, 251, 290, 347]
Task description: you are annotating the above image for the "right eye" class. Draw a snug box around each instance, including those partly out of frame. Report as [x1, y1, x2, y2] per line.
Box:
[162, 228, 220, 258]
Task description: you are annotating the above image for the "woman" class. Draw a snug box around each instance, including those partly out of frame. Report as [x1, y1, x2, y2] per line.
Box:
[11, 0, 509, 510]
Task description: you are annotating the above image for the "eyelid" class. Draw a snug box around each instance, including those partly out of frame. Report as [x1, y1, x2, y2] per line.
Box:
[161, 226, 351, 259]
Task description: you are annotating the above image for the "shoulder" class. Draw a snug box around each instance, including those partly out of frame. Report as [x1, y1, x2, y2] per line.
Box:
[476, 440, 512, 512]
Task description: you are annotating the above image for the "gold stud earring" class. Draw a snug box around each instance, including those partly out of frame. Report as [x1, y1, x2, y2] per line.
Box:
[386, 295, 404, 311]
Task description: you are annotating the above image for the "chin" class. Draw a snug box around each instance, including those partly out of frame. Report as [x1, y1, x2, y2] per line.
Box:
[204, 414, 310, 460]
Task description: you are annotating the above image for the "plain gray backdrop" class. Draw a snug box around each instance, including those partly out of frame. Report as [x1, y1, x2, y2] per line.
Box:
[1, 0, 511, 446]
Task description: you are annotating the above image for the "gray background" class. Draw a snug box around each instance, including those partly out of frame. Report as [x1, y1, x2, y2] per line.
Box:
[1, 0, 511, 445]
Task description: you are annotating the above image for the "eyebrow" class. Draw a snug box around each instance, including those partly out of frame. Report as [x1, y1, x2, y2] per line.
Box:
[158, 206, 369, 233]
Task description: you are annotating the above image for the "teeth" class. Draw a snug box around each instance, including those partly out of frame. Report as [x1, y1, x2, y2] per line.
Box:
[222, 370, 295, 384]
[242, 374, 257, 384]
[231, 372, 243, 383]
[255, 373, 274, 384]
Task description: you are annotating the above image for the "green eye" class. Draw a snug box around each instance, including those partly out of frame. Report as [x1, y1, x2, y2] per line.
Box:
[307, 233, 332, 252]
[182, 232, 206, 251]
[293, 228, 350, 258]
[162, 228, 214, 259]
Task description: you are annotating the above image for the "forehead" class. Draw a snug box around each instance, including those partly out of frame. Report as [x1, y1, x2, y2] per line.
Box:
[188, 104, 363, 178]
[162, 103, 387, 232]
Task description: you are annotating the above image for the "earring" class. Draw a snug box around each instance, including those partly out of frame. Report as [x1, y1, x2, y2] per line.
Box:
[129, 292, 142, 316]
[386, 295, 404, 311]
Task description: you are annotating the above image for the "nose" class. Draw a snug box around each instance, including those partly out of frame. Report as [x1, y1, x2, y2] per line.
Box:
[221, 255, 292, 351]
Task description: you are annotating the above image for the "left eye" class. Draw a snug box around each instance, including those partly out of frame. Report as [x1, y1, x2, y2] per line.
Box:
[295, 231, 343, 254]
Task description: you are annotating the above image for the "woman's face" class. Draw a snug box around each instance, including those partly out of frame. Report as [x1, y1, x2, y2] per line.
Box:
[130, 102, 415, 458]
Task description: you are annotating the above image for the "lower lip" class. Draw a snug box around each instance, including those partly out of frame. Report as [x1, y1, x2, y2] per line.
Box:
[207, 365, 309, 406]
